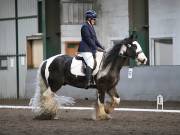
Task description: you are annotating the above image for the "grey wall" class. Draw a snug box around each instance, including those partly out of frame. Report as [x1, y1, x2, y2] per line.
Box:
[118, 66, 180, 101]
[18, 18, 38, 98]
[26, 66, 180, 101]
[149, 0, 180, 65]
[0, 0, 38, 98]
[0, 0, 17, 98]
[98, 0, 129, 48]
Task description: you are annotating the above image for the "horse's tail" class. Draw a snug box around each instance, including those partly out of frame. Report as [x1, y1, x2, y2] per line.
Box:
[29, 60, 75, 119]
[29, 61, 47, 114]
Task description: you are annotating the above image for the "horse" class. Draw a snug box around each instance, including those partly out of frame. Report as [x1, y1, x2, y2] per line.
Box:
[30, 35, 147, 120]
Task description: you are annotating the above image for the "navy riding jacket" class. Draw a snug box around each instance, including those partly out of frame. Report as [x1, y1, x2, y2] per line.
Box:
[78, 22, 104, 54]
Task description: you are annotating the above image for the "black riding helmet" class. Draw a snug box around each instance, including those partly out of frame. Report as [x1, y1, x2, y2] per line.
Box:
[85, 10, 97, 20]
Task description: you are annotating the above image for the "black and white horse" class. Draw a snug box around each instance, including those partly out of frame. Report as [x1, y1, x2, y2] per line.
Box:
[31, 35, 147, 120]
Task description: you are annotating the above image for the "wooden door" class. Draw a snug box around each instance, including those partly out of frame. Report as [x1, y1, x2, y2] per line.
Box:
[65, 42, 80, 56]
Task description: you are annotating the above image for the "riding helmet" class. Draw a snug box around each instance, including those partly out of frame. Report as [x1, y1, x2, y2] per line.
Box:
[85, 10, 97, 20]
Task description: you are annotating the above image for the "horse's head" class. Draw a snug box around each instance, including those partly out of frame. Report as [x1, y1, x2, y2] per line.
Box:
[119, 36, 148, 65]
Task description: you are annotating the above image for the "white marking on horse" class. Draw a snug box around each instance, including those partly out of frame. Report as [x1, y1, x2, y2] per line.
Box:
[133, 41, 142, 53]
[133, 41, 147, 64]
[113, 97, 120, 105]
[45, 54, 63, 84]
[97, 63, 112, 79]
[119, 44, 127, 55]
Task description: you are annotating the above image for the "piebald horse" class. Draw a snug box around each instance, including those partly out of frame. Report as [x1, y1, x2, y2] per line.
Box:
[31, 35, 147, 120]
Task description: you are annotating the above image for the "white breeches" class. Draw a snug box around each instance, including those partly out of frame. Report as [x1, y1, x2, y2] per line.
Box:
[80, 52, 95, 69]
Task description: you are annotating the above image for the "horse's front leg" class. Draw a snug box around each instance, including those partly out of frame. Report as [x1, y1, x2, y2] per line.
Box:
[95, 90, 111, 120]
[105, 88, 120, 114]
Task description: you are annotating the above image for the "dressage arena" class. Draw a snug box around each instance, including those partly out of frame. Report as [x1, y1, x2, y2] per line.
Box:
[0, 99, 180, 135]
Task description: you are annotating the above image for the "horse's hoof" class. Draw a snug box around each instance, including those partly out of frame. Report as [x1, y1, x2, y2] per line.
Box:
[105, 103, 115, 114]
[54, 115, 59, 120]
[105, 107, 114, 114]
[34, 112, 56, 120]
[96, 114, 112, 120]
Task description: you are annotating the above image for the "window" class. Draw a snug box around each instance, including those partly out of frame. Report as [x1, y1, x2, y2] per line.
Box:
[0, 56, 8, 70]
[61, 0, 93, 24]
[65, 41, 80, 56]
[27, 35, 43, 68]
[151, 38, 173, 65]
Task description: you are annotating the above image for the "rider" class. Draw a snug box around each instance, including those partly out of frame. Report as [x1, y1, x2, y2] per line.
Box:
[78, 10, 105, 88]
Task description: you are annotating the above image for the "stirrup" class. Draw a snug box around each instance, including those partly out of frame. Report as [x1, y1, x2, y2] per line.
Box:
[84, 81, 91, 89]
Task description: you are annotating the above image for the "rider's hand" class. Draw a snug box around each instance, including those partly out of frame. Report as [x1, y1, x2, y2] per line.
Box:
[97, 47, 105, 52]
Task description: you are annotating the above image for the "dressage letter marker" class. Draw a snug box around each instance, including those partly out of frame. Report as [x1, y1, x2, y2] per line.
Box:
[157, 94, 163, 110]
[128, 68, 133, 79]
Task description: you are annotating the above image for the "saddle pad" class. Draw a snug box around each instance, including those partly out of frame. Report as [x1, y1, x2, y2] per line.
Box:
[71, 57, 85, 76]
[70, 52, 104, 77]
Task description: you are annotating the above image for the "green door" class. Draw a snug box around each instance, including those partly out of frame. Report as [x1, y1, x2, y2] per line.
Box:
[42, 0, 61, 59]
[128, 0, 149, 65]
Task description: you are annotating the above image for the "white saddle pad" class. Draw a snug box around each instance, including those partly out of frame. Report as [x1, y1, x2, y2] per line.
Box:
[70, 52, 104, 76]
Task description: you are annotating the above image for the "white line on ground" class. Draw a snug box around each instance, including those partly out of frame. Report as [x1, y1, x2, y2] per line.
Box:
[0, 105, 180, 113]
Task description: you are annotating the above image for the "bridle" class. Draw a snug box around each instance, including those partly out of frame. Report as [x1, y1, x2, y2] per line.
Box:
[136, 50, 146, 63]
[136, 50, 143, 58]
[119, 45, 145, 63]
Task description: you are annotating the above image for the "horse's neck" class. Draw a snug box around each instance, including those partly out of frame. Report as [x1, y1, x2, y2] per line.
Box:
[110, 57, 128, 73]
[98, 56, 128, 78]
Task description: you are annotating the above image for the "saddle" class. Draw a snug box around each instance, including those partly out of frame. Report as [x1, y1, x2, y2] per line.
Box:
[75, 55, 87, 73]
[75, 55, 87, 66]
[70, 52, 104, 77]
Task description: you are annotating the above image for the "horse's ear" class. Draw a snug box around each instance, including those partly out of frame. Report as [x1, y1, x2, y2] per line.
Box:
[129, 34, 134, 39]
[134, 34, 138, 40]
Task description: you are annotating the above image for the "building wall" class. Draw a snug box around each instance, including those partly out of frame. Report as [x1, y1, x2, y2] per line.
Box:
[98, 0, 129, 48]
[149, 0, 180, 65]
[0, 0, 16, 98]
[1, 0, 180, 100]
[174, 0, 180, 65]
[0, 0, 38, 98]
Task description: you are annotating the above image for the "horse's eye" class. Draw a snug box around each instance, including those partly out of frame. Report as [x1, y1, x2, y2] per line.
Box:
[127, 44, 131, 48]
[132, 43, 137, 49]
[134, 45, 137, 49]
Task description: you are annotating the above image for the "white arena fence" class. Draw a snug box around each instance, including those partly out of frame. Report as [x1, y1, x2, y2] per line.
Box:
[0, 105, 180, 113]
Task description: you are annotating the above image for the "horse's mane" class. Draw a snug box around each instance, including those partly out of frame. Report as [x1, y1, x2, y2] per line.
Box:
[102, 37, 133, 68]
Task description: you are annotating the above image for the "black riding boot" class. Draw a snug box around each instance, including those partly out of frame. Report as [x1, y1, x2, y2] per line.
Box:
[85, 66, 93, 89]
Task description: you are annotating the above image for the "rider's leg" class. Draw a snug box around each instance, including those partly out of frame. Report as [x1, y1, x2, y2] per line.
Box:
[80, 52, 94, 88]
[85, 66, 93, 87]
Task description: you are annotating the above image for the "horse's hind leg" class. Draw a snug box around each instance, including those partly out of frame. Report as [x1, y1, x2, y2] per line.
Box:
[105, 88, 120, 114]
[95, 90, 111, 120]
[34, 74, 62, 119]
[38, 87, 60, 120]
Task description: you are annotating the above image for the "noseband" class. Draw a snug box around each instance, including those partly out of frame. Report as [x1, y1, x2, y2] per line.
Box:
[119, 49, 144, 62]
[136, 50, 146, 63]
[136, 50, 143, 58]
[119, 46, 142, 57]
